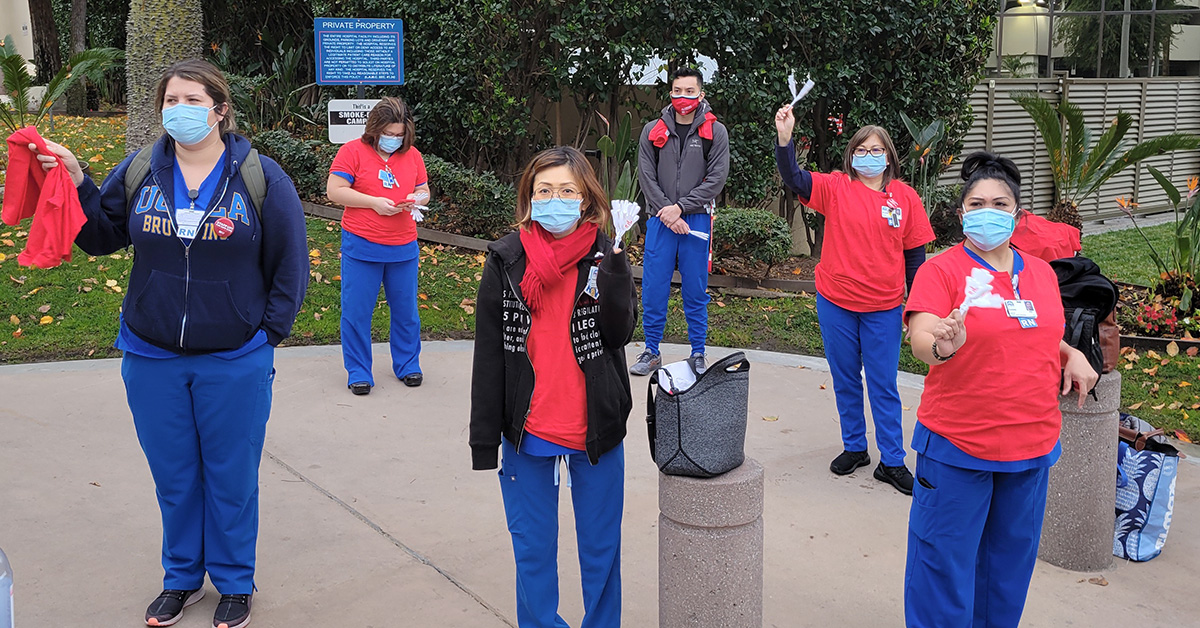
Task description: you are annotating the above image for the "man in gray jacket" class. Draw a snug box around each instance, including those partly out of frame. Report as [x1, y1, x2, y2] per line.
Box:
[631, 67, 730, 376]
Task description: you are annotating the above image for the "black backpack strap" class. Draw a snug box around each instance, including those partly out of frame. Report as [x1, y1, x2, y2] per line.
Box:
[703, 136, 712, 162]
[123, 148, 153, 208]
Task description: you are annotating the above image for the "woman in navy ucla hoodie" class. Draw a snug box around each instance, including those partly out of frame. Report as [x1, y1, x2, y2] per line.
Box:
[31, 59, 307, 628]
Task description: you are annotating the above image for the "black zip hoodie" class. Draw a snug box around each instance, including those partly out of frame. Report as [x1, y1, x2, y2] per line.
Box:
[470, 227, 637, 469]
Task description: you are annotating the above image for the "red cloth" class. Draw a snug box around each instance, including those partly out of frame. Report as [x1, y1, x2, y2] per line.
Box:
[520, 222, 598, 450]
[904, 245, 1066, 461]
[649, 112, 718, 148]
[1010, 212, 1082, 262]
[2, 127, 87, 268]
[518, 221, 597, 312]
[329, 139, 428, 245]
[802, 172, 935, 312]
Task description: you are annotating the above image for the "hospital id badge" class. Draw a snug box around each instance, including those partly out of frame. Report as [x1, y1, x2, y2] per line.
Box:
[584, 266, 600, 299]
[175, 207, 205, 240]
[1004, 299, 1037, 319]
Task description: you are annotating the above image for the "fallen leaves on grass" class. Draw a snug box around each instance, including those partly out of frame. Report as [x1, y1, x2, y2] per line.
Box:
[39, 316, 53, 325]
[1176, 430, 1193, 443]
[1167, 341, 1180, 356]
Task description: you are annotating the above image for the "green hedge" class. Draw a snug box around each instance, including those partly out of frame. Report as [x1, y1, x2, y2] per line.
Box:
[422, 157, 516, 240]
[713, 207, 793, 268]
[251, 130, 515, 240]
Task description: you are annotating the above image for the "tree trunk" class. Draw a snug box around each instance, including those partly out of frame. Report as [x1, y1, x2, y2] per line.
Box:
[125, 0, 204, 152]
[65, 0, 88, 115]
[1047, 199, 1085, 231]
[28, 0, 62, 85]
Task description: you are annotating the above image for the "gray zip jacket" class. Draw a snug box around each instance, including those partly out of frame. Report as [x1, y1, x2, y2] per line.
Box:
[637, 100, 730, 215]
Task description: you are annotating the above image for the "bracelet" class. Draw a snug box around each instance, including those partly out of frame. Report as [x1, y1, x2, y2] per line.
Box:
[931, 341, 956, 362]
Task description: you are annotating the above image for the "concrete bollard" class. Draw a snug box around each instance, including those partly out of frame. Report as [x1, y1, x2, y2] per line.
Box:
[659, 458, 763, 628]
[1039, 371, 1121, 572]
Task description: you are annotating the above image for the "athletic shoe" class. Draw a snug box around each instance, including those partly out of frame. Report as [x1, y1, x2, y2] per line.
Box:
[629, 350, 661, 376]
[829, 450, 871, 475]
[213, 593, 252, 628]
[145, 588, 204, 626]
[349, 382, 371, 395]
[874, 462, 915, 496]
[687, 352, 707, 375]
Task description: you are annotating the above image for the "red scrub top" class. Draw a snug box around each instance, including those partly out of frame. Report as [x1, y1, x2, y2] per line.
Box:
[330, 139, 428, 246]
[905, 244, 1066, 461]
[802, 172, 934, 312]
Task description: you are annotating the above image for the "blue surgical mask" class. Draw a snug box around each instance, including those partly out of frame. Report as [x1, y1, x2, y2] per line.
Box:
[531, 198, 582, 235]
[962, 208, 1016, 252]
[378, 134, 404, 153]
[162, 103, 218, 145]
[851, 153, 888, 178]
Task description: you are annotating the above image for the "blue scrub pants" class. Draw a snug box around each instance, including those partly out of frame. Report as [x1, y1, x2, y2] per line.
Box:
[641, 213, 712, 355]
[499, 438, 624, 628]
[904, 455, 1050, 628]
[815, 293, 906, 466]
[341, 253, 422, 386]
[121, 343, 275, 594]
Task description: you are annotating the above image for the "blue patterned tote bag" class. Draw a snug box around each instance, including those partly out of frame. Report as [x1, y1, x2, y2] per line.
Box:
[1114, 413, 1181, 562]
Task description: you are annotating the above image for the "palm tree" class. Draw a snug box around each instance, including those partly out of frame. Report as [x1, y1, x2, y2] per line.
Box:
[0, 35, 123, 134]
[1012, 92, 1200, 229]
[125, 0, 203, 152]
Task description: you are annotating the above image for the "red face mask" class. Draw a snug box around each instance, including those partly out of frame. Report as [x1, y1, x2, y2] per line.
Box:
[671, 95, 700, 116]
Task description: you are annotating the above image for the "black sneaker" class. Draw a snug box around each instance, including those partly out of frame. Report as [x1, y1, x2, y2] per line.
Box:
[687, 352, 707, 375]
[629, 350, 661, 376]
[349, 382, 371, 395]
[213, 593, 252, 628]
[402, 373, 423, 387]
[829, 450, 871, 475]
[874, 462, 915, 496]
[145, 588, 204, 626]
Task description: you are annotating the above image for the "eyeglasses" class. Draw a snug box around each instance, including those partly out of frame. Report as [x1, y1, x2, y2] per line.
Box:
[852, 147, 887, 157]
[532, 188, 582, 201]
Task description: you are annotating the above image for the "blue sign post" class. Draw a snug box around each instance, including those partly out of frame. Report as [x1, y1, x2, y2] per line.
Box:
[314, 18, 404, 86]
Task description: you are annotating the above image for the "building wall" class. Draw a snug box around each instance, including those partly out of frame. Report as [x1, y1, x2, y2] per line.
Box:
[0, 0, 35, 61]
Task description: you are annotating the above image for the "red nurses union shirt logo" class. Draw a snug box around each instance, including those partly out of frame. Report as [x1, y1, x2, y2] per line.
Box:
[214, 217, 236, 239]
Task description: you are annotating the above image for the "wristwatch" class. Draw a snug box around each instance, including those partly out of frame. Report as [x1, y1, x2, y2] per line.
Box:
[931, 341, 956, 362]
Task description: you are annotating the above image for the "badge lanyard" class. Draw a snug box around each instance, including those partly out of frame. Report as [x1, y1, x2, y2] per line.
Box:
[378, 163, 397, 189]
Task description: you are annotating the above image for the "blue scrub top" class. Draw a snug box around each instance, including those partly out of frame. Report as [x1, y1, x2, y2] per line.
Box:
[341, 229, 419, 263]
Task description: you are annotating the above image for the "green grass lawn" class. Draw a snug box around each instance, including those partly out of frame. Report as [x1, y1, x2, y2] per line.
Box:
[0, 115, 129, 186]
[1081, 221, 1174, 286]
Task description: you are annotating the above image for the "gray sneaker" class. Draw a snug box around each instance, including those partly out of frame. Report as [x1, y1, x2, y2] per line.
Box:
[687, 352, 707, 375]
[629, 350, 661, 376]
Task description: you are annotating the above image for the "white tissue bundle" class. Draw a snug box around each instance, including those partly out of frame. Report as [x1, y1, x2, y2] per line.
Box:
[959, 267, 1005, 314]
[611, 200, 640, 245]
[788, 73, 815, 107]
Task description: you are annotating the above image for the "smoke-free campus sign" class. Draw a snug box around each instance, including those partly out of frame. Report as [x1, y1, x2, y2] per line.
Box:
[314, 18, 404, 85]
[327, 99, 382, 143]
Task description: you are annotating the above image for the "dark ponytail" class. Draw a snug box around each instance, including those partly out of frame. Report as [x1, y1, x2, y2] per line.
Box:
[957, 151, 1022, 211]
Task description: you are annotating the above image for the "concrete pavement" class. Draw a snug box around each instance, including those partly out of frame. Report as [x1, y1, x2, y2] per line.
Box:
[1, 341, 1196, 627]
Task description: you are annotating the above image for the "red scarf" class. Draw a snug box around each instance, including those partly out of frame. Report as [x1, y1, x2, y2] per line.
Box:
[519, 222, 598, 311]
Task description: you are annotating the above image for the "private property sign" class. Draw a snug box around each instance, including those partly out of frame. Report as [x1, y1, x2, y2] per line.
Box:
[314, 18, 404, 85]
[327, 99, 381, 143]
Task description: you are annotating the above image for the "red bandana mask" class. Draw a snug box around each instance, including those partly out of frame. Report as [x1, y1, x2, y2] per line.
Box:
[671, 95, 700, 116]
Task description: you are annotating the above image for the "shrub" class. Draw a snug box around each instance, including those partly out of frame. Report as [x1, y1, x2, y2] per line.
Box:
[423, 155, 517, 240]
[249, 129, 338, 202]
[926, 183, 963, 249]
[713, 207, 793, 269]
